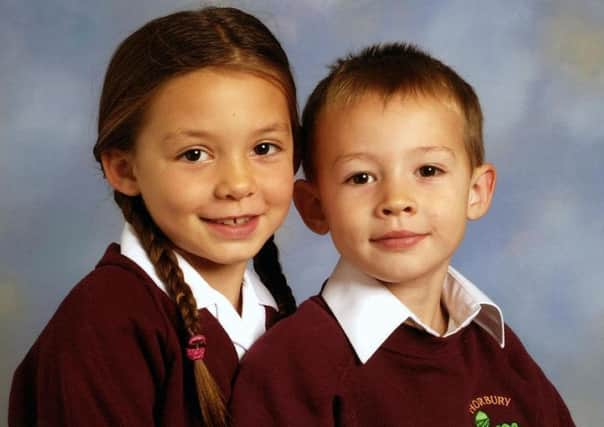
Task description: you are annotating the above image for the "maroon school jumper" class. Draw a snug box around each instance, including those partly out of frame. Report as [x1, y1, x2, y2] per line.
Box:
[231, 296, 574, 427]
[9, 244, 282, 427]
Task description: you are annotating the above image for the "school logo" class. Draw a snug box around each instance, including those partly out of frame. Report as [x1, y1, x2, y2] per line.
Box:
[474, 410, 519, 427]
[468, 395, 519, 427]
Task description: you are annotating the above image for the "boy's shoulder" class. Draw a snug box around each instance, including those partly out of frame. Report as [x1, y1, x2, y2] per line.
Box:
[253, 295, 347, 349]
[241, 295, 355, 372]
[501, 324, 544, 368]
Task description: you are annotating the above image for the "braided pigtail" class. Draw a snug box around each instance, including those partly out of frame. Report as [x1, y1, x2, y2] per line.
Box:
[253, 235, 296, 316]
[116, 193, 227, 427]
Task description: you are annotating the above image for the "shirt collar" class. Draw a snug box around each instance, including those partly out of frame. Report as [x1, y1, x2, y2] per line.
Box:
[322, 257, 505, 364]
[119, 223, 277, 358]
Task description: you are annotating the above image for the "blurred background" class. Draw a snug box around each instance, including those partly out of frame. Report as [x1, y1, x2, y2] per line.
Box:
[1, 0, 602, 424]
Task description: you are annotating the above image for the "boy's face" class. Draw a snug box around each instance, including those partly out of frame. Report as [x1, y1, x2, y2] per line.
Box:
[295, 94, 495, 289]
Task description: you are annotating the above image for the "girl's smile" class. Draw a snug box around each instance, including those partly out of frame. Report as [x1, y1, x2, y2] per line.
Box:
[203, 215, 260, 239]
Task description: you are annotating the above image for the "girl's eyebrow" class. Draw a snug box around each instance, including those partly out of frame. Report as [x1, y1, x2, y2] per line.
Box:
[251, 122, 291, 137]
[161, 129, 212, 144]
[161, 122, 291, 144]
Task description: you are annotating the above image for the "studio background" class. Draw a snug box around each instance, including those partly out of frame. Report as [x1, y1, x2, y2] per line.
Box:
[1, 0, 602, 424]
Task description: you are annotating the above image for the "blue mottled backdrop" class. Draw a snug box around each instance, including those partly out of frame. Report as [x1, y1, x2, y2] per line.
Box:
[1, 0, 602, 424]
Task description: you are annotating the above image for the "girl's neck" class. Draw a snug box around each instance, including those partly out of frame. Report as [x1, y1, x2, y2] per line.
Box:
[385, 266, 449, 335]
[177, 250, 247, 314]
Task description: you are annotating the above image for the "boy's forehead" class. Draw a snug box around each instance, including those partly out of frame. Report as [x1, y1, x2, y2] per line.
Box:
[311, 91, 471, 168]
[318, 90, 464, 127]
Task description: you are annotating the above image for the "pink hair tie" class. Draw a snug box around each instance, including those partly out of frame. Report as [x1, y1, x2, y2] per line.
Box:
[186, 335, 207, 361]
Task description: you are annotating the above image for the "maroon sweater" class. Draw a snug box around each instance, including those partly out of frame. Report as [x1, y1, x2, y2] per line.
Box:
[9, 244, 281, 427]
[230, 296, 574, 427]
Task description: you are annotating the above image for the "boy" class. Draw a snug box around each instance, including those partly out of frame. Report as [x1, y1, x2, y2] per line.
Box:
[230, 43, 575, 426]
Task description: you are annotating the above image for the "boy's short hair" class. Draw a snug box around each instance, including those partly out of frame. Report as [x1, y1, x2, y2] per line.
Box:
[301, 43, 484, 180]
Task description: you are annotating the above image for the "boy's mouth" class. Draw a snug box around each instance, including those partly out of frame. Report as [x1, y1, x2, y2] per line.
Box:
[370, 230, 429, 249]
[371, 230, 426, 240]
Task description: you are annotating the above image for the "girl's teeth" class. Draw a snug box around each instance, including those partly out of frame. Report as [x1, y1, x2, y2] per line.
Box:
[216, 217, 251, 225]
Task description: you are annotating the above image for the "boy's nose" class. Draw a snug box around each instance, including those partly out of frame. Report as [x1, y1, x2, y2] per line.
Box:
[376, 191, 417, 217]
[214, 160, 257, 200]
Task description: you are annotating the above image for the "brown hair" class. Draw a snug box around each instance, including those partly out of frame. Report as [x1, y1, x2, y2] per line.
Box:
[301, 43, 484, 180]
[93, 7, 298, 426]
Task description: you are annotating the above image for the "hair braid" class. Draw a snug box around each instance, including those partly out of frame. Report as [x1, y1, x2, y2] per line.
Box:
[253, 235, 296, 315]
[116, 193, 227, 427]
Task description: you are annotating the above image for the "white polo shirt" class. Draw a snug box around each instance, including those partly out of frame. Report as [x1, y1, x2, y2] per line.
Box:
[120, 223, 278, 359]
[322, 257, 505, 364]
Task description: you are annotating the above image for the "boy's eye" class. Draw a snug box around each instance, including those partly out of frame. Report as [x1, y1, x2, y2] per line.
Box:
[253, 142, 280, 156]
[346, 172, 376, 185]
[417, 165, 443, 177]
[181, 149, 209, 162]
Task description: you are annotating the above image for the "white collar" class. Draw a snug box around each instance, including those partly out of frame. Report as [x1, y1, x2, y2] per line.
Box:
[322, 257, 505, 364]
[119, 223, 277, 359]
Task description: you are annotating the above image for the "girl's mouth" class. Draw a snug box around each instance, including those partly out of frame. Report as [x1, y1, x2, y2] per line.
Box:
[203, 215, 261, 239]
[209, 216, 254, 226]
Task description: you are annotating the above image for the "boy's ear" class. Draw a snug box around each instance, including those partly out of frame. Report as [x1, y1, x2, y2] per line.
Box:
[100, 149, 141, 196]
[467, 163, 496, 220]
[293, 179, 329, 235]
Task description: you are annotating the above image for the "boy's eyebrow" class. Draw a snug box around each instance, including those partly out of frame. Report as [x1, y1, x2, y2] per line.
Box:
[414, 146, 457, 157]
[333, 146, 457, 166]
[332, 152, 379, 166]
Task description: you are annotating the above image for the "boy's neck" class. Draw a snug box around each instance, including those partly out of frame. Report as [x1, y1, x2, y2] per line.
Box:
[384, 265, 450, 335]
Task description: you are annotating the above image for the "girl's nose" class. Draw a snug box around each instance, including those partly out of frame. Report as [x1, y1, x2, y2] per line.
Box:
[214, 160, 257, 200]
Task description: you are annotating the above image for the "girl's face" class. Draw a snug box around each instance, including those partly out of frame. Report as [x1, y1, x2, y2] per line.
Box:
[128, 68, 294, 273]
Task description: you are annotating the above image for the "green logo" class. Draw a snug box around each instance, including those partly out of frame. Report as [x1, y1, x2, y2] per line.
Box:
[474, 410, 519, 427]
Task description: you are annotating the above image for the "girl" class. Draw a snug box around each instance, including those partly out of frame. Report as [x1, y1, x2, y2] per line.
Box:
[9, 7, 298, 427]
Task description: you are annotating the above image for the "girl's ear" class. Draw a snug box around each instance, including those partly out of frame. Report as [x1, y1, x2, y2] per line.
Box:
[467, 163, 496, 220]
[293, 179, 329, 235]
[101, 149, 141, 196]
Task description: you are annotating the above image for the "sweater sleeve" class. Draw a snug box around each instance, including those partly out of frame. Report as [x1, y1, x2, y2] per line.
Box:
[9, 266, 173, 427]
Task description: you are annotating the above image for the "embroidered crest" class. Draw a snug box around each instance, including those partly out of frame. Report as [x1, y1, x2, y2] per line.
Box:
[474, 410, 519, 427]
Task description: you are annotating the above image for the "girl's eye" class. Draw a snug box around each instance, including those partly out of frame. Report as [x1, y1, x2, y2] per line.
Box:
[346, 172, 376, 185]
[417, 165, 444, 177]
[253, 142, 280, 156]
[181, 149, 209, 162]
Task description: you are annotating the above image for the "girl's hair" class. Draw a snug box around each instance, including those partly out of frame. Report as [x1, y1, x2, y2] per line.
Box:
[301, 43, 484, 180]
[93, 7, 298, 426]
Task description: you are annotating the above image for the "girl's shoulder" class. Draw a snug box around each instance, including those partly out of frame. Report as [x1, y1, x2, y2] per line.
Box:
[9, 244, 184, 426]
[39, 243, 179, 346]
